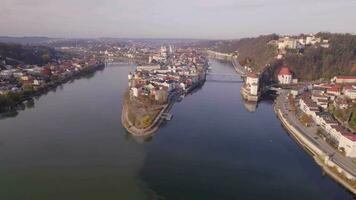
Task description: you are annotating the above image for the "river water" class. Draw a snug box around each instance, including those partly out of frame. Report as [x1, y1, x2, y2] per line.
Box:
[0, 60, 353, 200]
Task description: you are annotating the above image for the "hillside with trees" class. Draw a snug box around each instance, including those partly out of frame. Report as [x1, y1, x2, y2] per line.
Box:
[210, 33, 356, 81]
[0, 43, 66, 66]
[284, 33, 356, 81]
[210, 34, 279, 72]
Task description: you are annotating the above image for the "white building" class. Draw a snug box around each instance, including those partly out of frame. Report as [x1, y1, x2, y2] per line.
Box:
[137, 65, 161, 72]
[241, 73, 260, 101]
[331, 76, 356, 84]
[315, 113, 338, 131]
[278, 67, 292, 85]
[300, 93, 356, 158]
[250, 83, 258, 96]
[245, 73, 259, 95]
[246, 73, 259, 85]
[33, 79, 44, 86]
[278, 37, 298, 50]
[339, 132, 356, 158]
[128, 72, 133, 80]
[330, 125, 356, 158]
[344, 85, 356, 99]
[131, 87, 139, 97]
[299, 93, 320, 120]
[0, 70, 13, 78]
[306, 35, 321, 45]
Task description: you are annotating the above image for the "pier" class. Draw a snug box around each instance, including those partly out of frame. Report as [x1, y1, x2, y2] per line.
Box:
[161, 113, 173, 121]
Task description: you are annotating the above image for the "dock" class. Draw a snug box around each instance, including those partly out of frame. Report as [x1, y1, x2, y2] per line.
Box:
[161, 113, 173, 121]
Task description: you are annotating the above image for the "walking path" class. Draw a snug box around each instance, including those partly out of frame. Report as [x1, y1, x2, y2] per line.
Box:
[275, 90, 356, 194]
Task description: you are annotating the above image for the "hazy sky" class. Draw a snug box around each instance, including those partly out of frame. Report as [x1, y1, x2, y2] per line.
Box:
[1, 0, 356, 39]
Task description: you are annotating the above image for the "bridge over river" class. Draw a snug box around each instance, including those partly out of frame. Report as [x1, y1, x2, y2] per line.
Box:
[206, 72, 243, 83]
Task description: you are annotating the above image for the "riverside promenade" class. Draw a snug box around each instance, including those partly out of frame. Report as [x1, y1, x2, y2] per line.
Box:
[275, 90, 356, 194]
[231, 57, 247, 76]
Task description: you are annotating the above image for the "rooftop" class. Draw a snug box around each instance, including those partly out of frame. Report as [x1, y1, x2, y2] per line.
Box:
[278, 66, 292, 76]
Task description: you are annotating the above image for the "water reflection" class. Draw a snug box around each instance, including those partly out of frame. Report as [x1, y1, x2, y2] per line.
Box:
[242, 99, 258, 112]
[0, 100, 31, 120]
[0, 68, 104, 120]
[242, 91, 276, 113]
[139, 59, 354, 200]
[124, 131, 155, 143]
[0, 110, 19, 119]
[25, 98, 34, 108]
[0, 64, 161, 200]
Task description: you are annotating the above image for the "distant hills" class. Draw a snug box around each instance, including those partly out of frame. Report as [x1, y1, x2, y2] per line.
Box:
[1, 34, 355, 81]
[0, 43, 66, 66]
[0, 36, 213, 46]
[0, 37, 57, 45]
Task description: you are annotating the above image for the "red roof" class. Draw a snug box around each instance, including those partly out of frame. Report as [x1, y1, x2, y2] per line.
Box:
[327, 84, 341, 92]
[246, 72, 258, 78]
[331, 125, 356, 141]
[314, 83, 333, 89]
[336, 76, 356, 80]
[343, 84, 356, 90]
[278, 67, 292, 76]
[343, 133, 356, 142]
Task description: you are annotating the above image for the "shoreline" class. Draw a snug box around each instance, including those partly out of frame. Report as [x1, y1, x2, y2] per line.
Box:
[122, 78, 206, 137]
[274, 96, 356, 195]
[0, 63, 105, 113]
[212, 52, 356, 192]
[121, 99, 172, 137]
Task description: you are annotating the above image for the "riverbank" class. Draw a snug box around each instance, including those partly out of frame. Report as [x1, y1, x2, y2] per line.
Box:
[206, 50, 246, 76]
[274, 93, 356, 195]
[0, 63, 105, 113]
[121, 97, 172, 137]
[122, 77, 206, 137]
[207, 51, 259, 102]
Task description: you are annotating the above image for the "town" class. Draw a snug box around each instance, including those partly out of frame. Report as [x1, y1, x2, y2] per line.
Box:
[122, 46, 208, 136]
[273, 72, 356, 193]
[298, 75, 356, 157]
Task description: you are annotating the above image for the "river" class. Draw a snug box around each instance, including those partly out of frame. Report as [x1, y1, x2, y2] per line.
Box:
[0, 60, 353, 200]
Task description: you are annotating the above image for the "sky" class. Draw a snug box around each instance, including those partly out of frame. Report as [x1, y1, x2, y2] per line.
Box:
[1, 0, 356, 39]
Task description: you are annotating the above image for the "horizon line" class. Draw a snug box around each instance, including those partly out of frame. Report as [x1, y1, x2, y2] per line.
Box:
[0, 31, 355, 41]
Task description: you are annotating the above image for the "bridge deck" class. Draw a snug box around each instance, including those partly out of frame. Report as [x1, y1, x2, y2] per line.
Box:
[206, 73, 243, 83]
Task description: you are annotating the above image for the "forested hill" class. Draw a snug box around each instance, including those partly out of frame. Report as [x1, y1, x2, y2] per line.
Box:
[209, 33, 356, 81]
[0, 43, 65, 66]
[210, 34, 279, 72]
[284, 33, 356, 80]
